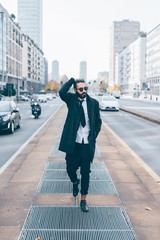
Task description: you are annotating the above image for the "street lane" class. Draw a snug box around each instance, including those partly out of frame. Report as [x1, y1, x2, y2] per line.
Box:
[119, 98, 160, 119]
[101, 110, 160, 176]
[0, 98, 63, 169]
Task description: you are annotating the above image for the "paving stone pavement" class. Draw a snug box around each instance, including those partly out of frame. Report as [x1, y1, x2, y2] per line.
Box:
[0, 105, 160, 240]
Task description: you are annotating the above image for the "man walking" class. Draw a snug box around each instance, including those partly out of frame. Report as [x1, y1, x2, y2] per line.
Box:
[59, 78, 102, 212]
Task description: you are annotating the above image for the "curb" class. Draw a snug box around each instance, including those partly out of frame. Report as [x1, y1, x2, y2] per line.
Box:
[102, 120, 160, 183]
[120, 107, 160, 125]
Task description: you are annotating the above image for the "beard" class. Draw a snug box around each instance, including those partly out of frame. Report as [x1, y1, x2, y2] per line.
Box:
[76, 91, 86, 99]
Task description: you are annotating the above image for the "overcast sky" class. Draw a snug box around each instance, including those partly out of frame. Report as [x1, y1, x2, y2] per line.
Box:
[1, 0, 160, 80]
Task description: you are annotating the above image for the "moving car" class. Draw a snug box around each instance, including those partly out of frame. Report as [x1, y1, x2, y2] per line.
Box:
[0, 100, 21, 134]
[37, 95, 47, 103]
[99, 95, 119, 111]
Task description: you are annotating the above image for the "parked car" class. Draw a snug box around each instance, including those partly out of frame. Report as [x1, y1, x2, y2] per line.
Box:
[99, 95, 119, 111]
[0, 100, 21, 134]
[37, 95, 47, 103]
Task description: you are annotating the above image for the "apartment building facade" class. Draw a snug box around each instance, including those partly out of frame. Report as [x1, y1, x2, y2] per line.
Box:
[0, 3, 45, 95]
[146, 24, 160, 96]
[116, 33, 146, 93]
[22, 34, 44, 94]
[0, 3, 23, 95]
[109, 19, 140, 87]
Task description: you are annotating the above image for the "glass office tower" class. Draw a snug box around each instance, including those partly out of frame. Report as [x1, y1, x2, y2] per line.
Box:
[18, 0, 42, 49]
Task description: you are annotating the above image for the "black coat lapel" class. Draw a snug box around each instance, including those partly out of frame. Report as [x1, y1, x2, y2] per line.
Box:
[86, 95, 92, 124]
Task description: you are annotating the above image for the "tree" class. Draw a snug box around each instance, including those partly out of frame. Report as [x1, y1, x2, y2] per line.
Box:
[99, 81, 108, 93]
[45, 80, 60, 93]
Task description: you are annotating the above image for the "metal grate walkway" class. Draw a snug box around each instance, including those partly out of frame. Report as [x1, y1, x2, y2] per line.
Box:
[18, 119, 138, 240]
[37, 162, 117, 194]
[19, 206, 137, 240]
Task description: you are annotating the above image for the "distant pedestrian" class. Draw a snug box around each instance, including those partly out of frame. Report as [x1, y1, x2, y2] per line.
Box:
[59, 78, 102, 212]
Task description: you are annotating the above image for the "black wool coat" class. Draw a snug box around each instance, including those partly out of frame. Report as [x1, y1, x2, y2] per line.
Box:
[58, 78, 102, 162]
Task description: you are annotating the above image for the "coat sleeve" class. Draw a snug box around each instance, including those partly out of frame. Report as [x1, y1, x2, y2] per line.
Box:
[59, 78, 75, 103]
[95, 100, 102, 139]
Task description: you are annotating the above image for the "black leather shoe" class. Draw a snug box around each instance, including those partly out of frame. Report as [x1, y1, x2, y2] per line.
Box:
[80, 200, 89, 212]
[73, 179, 80, 197]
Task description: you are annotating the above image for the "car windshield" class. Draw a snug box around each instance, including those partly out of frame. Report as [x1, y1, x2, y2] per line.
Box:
[0, 101, 11, 112]
[102, 96, 115, 101]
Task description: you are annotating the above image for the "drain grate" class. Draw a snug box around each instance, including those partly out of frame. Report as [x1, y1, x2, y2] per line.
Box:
[90, 170, 112, 181]
[23, 206, 133, 230]
[19, 229, 137, 240]
[46, 162, 66, 169]
[43, 169, 112, 181]
[43, 170, 70, 180]
[38, 180, 72, 193]
[46, 162, 106, 170]
[38, 180, 117, 194]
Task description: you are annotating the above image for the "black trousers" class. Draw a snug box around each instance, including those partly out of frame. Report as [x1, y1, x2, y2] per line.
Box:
[66, 142, 91, 195]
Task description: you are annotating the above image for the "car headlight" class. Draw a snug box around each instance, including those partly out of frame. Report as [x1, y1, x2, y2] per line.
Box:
[3, 114, 11, 121]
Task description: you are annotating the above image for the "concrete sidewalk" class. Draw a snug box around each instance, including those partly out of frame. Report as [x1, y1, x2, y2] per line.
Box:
[0, 104, 160, 240]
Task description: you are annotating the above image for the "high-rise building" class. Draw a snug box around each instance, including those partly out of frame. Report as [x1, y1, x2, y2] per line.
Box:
[18, 0, 42, 49]
[80, 61, 87, 81]
[52, 60, 59, 82]
[109, 19, 140, 86]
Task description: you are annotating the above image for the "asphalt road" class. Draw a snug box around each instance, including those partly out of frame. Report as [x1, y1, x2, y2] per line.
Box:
[101, 108, 160, 177]
[0, 98, 63, 170]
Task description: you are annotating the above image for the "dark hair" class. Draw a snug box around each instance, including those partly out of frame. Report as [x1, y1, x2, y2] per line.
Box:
[74, 79, 85, 89]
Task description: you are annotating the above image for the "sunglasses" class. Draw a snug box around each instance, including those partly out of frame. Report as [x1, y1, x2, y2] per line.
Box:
[77, 87, 88, 92]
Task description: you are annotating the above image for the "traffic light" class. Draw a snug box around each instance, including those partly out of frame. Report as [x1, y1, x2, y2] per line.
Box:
[3, 84, 16, 96]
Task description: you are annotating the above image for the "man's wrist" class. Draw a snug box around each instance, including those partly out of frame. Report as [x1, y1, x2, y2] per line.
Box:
[69, 77, 75, 83]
